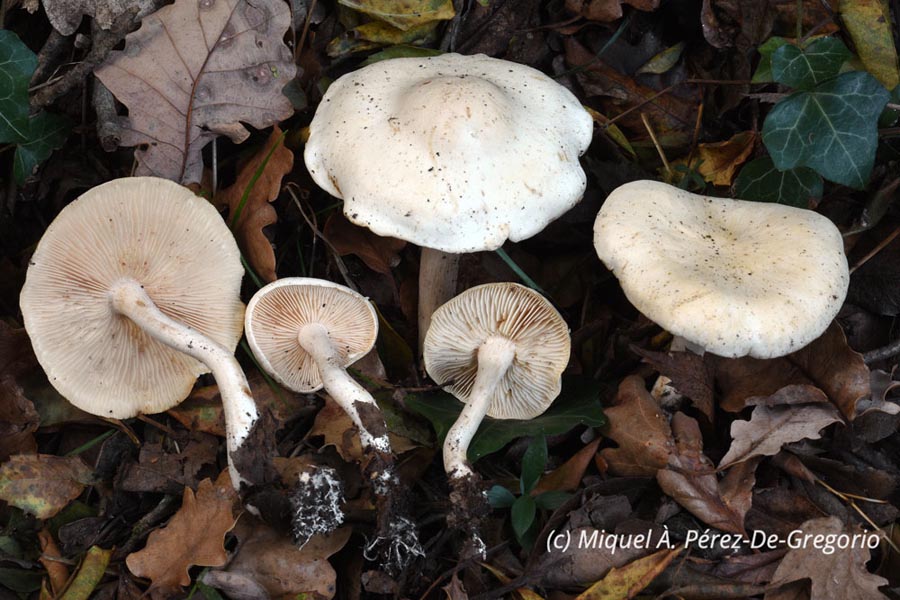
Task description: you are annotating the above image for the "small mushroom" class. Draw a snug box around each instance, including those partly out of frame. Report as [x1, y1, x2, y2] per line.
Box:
[304, 53, 593, 354]
[423, 282, 570, 542]
[20, 177, 258, 487]
[244, 277, 422, 566]
[593, 180, 850, 358]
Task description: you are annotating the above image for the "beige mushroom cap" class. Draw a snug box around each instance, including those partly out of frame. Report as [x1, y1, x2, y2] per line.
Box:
[423, 282, 571, 420]
[304, 53, 593, 253]
[593, 180, 849, 359]
[244, 278, 378, 393]
[20, 177, 245, 418]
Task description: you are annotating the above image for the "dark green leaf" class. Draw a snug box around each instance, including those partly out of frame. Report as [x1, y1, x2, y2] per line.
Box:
[520, 435, 547, 494]
[752, 36, 791, 84]
[361, 45, 443, 66]
[0, 567, 41, 593]
[13, 112, 72, 184]
[510, 494, 536, 539]
[535, 490, 573, 510]
[734, 157, 823, 207]
[487, 485, 516, 508]
[0, 30, 37, 143]
[878, 84, 900, 127]
[762, 71, 889, 189]
[404, 375, 607, 462]
[771, 37, 851, 90]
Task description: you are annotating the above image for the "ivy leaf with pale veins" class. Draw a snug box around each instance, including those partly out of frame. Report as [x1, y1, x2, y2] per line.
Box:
[94, 0, 297, 184]
[0, 30, 36, 143]
[734, 157, 822, 207]
[770, 37, 851, 90]
[761, 71, 889, 189]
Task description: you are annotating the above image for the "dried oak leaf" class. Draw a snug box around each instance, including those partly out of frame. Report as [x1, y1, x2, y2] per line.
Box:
[94, 0, 296, 184]
[566, 0, 659, 22]
[712, 322, 869, 419]
[205, 515, 350, 599]
[633, 347, 715, 422]
[719, 386, 842, 467]
[215, 126, 293, 282]
[39, 0, 164, 35]
[125, 476, 237, 589]
[324, 212, 407, 275]
[600, 376, 675, 477]
[656, 413, 749, 534]
[0, 454, 93, 519]
[768, 516, 888, 600]
[676, 131, 757, 186]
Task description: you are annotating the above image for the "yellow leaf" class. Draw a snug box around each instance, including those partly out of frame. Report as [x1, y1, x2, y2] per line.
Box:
[840, 0, 900, 90]
[339, 0, 454, 30]
[59, 546, 112, 600]
[576, 547, 682, 600]
[584, 107, 636, 159]
[673, 131, 757, 187]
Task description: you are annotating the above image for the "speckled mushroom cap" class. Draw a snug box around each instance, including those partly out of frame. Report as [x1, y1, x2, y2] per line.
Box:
[423, 282, 571, 420]
[304, 53, 593, 253]
[593, 180, 849, 359]
[20, 177, 245, 418]
[244, 278, 378, 393]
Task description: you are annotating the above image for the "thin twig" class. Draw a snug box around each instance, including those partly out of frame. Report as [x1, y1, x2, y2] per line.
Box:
[849, 224, 900, 274]
[641, 112, 671, 178]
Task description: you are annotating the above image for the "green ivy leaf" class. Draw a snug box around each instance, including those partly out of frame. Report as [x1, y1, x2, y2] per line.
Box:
[734, 157, 823, 207]
[761, 71, 889, 189]
[405, 375, 607, 462]
[771, 37, 851, 90]
[510, 494, 536, 539]
[13, 112, 71, 184]
[520, 435, 547, 495]
[0, 29, 37, 143]
[752, 36, 791, 83]
[487, 485, 516, 508]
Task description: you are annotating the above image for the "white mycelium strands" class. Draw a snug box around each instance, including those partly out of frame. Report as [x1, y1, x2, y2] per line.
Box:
[594, 180, 849, 358]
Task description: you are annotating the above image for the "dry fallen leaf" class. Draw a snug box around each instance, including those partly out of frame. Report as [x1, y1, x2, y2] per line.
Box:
[677, 131, 757, 186]
[125, 475, 237, 589]
[307, 397, 415, 462]
[600, 376, 675, 477]
[576, 547, 682, 600]
[206, 515, 350, 599]
[215, 126, 293, 282]
[94, 0, 296, 184]
[656, 413, 748, 534]
[324, 212, 407, 276]
[566, 0, 659, 22]
[0, 454, 93, 519]
[38, 529, 69, 595]
[719, 386, 843, 467]
[532, 438, 601, 495]
[40, 0, 163, 35]
[633, 347, 715, 422]
[768, 516, 888, 600]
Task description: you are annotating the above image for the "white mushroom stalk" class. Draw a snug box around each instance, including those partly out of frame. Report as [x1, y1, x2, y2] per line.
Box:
[443, 336, 515, 479]
[109, 278, 257, 486]
[296, 322, 390, 454]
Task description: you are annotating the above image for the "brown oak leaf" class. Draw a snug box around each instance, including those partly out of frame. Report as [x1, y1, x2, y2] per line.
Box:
[600, 376, 675, 477]
[125, 476, 237, 589]
[324, 212, 407, 275]
[94, 0, 296, 184]
[215, 126, 293, 282]
[566, 0, 659, 22]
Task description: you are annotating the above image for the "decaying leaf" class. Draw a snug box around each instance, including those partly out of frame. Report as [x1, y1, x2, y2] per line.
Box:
[339, 0, 455, 30]
[61, 546, 112, 600]
[215, 126, 293, 283]
[656, 413, 748, 534]
[600, 376, 674, 477]
[40, 0, 163, 35]
[679, 131, 757, 186]
[633, 347, 714, 422]
[38, 529, 69, 595]
[125, 475, 237, 589]
[720, 386, 842, 467]
[117, 434, 218, 494]
[768, 516, 888, 600]
[576, 547, 681, 600]
[307, 397, 416, 462]
[206, 515, 350, 599]
[0, 377, 39, 462]
[839, 0, 900, 90]
[94, 0, 296, 184]
[565, 0, 659, 22]
[0, 454, 93, 519]
[324, 212, 407, 276]
[533, 438, 601, 495]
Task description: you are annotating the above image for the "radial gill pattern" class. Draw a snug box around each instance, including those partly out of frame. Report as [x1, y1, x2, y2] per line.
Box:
[244, 278, 379, 393]
[424, 282, 570, 420]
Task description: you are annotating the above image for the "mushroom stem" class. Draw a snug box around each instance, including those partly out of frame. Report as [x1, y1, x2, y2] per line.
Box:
[418, 248, 460, 356]
[109, 278, 258, 488]
[297, 322, 391, 454]
[443, 336, 516, 479]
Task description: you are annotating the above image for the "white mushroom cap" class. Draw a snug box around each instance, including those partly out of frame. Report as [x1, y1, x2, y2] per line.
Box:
[304, 53, 593, 253]
[593, 180, 849, 359]
[423, 282, 571, 420]
[244, 278, 378, 393]
[20, 177, 245, 418]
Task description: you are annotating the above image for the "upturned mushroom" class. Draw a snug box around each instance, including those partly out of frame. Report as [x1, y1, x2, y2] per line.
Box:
[423, 282, 570, 542]
[244, 277, 421, 567]
[20, 177, 259, 487]
[593, 180, 849, 358]
[304, 52, 593, 353]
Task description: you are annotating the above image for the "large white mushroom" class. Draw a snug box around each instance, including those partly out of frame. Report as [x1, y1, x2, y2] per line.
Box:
[20, 177, 259, 488]
[304, 52, 593, 352]
[593, 180, 850, 358]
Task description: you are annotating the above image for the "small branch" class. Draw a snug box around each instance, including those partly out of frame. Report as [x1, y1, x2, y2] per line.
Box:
[849, 224, 900, 274]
